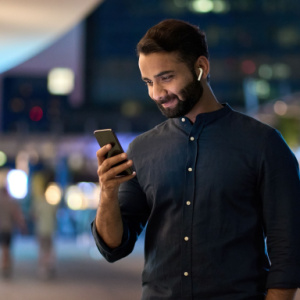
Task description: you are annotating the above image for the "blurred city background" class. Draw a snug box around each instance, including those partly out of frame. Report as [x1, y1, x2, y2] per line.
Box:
[0, 0, 299, 299]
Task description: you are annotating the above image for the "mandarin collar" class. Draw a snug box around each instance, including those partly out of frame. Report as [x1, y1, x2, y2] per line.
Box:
[172, 103, 232, 130]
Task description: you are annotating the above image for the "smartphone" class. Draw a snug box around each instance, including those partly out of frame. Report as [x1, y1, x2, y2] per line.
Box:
[94, 129, 133, 176]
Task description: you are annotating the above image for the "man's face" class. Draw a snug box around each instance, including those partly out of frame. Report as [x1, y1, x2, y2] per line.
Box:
[138, 52, 203, 118]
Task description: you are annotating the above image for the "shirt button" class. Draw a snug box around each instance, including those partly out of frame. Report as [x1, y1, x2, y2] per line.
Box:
[181, 118, 186, 122]
[186, 201, 191, 206]
[190, 136, 195, 141]
[184, 272, 189, 276]
[188, 167, 193, 172]
[184, 236, 189, 241]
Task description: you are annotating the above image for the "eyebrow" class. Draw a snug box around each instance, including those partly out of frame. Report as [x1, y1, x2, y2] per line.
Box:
[142, 70, 174, 81]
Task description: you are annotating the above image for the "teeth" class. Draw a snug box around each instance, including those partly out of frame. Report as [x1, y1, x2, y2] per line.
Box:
[161, 99, 169, 104]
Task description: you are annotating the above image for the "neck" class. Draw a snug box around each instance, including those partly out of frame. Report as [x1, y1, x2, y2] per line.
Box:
[185, 81, 223, 123]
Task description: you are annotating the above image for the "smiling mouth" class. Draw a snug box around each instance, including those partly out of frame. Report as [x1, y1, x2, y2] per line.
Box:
[160, 97, 178, 108]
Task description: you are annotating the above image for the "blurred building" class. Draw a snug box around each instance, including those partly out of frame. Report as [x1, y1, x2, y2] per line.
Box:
[2, 0, 300, 134]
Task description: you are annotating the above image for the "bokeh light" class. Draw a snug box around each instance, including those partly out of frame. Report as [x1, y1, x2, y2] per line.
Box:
[7, 169, 28, 199]
[274, 100, 288, 116]
[212, 0, 230, 13]
[66, 185, 86, 210]
[0, 151, 7, 167]
[190, 0, 214, 13]
[68, 152, 85, 171]
[241, 60, 256, 75]
[65, 182, 99, 210]
[45, 182, 62, 205]
[272, 63, 291, 79]
[29, 105, 43, 121]
[9, 97, 25, 113]
[48, 68, 75, 95]
[255, 80, 270, 99]
[258, 64, 273, 79]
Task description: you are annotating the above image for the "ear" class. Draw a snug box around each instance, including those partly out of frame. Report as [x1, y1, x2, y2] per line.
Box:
[194, 56, 210, 80]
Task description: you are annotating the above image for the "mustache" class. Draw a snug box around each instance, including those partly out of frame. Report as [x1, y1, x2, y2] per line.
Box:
[155, 95, 180, 104]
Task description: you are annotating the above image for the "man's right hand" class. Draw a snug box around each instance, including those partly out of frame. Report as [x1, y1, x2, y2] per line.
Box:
[95, 144, 136, 248]
[97, 143, 136, 195]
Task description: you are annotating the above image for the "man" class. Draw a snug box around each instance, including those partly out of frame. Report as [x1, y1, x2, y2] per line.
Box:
[91, 19, 300, 299]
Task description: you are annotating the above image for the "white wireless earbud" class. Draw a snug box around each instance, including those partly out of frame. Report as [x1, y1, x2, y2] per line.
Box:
[198, 67, 203, 81]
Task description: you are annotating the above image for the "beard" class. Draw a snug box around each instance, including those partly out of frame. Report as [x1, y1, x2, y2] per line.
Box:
[154, 74, 204, 118]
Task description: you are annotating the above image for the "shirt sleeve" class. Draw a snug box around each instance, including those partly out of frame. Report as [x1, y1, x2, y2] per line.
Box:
[259, 129, 300, 288]
[91, 143, 150, 262]
[91, 219, 134, 262]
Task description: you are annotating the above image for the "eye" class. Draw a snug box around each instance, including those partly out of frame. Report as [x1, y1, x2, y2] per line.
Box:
[161, 75, 174, 82]
[144, 80, 153, 86]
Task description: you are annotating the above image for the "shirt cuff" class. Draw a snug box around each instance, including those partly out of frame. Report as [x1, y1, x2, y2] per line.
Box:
[266, 265, 300, 289]
[91, 220, 130, 262]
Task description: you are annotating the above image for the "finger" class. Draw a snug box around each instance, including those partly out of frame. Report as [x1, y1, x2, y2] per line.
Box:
[102, 170, 136, 188]
[96, 144, 112, 165]
[115, 171, 136, 183]
[112, 159, 134, 177]
[101, 158, 132, 178]
[98, 162, 136, 190]
[100, 152, 129, 174]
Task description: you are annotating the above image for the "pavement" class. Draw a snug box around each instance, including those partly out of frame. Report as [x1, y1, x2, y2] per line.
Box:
[1, 235, 299, 300]
[0, 234, 144, 300]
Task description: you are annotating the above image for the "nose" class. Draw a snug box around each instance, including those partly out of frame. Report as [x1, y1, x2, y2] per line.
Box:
[151, 82, 167, 101]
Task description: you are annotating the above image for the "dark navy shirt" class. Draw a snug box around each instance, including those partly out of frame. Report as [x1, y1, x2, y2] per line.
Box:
[92, 104, 300, 299]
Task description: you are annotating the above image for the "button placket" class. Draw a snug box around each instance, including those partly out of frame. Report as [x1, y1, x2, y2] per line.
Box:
[181, 122, 204, 297]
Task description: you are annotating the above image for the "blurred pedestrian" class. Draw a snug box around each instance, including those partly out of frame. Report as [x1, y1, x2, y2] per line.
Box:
[0, 185, 26, 278]
[32, 180, 58, 280]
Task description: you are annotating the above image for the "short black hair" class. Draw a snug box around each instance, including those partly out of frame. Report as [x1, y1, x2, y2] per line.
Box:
[137, 19, 209, 70]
